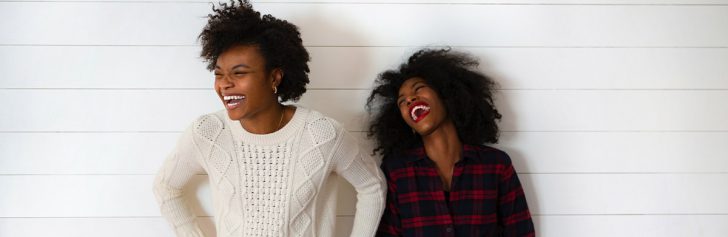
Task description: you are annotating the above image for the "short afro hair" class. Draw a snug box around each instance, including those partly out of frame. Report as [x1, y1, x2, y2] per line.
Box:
[367, 48, 502, 157]
[199, 0, 310, 102]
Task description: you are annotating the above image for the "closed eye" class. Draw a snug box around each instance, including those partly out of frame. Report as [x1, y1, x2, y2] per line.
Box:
[234, 71, 252, 78]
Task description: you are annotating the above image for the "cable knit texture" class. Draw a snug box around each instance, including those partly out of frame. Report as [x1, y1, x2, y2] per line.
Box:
[154, 107, 386, 237]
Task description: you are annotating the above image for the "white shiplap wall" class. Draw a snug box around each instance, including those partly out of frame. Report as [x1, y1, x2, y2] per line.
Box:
[1, 0, 728, 236]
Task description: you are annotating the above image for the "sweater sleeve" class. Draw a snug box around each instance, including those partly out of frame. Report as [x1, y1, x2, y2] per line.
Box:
[153, 124, 207, 237]
[497, 154, 535, 237]
[331, 127, 387, 237]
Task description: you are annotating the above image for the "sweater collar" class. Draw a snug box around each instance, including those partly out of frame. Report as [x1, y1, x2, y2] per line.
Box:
[226, 106, 309, 146]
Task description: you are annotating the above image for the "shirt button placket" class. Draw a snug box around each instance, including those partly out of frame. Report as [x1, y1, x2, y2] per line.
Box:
[445, 226, 454, 236]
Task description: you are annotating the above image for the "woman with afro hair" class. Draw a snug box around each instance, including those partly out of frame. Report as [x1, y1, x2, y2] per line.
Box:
[368, 48, 535, 236]
[153, 1, 386, 236]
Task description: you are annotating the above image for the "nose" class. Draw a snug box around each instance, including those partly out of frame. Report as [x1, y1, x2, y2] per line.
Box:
[219, 75, 234, 89]
[405, 95, 417, 106]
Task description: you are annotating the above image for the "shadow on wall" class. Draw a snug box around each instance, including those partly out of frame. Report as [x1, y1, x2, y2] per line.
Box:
[483, 53, 542, 232]
[293, 5, 373, 130]
[176, 4, 371, 236]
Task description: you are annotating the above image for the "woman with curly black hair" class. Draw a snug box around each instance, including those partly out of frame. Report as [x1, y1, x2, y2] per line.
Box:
[153, 1, 385, 236]
[368, 48, 534, 236]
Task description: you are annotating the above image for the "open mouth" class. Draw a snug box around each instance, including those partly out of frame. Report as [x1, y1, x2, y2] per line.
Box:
[223, 95, 245, 109]
[408, 101, 430, 123]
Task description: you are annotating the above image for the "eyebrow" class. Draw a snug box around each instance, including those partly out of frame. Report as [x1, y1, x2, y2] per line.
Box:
[232, 64, 250, 70]
[214, 64, 251, 70]
[411, 81, 425, 88]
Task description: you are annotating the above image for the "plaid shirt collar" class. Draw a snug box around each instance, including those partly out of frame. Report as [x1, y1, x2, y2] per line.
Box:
[401, 144, 479, 164]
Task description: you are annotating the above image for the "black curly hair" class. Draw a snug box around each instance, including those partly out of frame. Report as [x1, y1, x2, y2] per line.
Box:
[366, 48, 502, 157]
[199, 0, 310, 102]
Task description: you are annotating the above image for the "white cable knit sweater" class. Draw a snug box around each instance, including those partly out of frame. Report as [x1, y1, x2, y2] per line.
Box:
[153, 107, 386, 237]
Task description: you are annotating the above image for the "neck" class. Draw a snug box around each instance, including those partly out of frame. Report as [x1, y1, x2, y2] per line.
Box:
[240, 103, 287, 134]
[421, 119, 462, 165]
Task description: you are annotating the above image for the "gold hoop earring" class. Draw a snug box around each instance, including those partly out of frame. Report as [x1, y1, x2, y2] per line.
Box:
[273, 87, 278, 94]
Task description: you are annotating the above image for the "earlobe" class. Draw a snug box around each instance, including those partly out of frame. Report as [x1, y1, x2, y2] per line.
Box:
[271, 68, 284, 94]
[272, 68, 284, 87]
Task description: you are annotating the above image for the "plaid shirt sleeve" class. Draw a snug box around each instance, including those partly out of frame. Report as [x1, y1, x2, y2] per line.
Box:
[377, 162, 402, 237]
[497, 158, 535, 237]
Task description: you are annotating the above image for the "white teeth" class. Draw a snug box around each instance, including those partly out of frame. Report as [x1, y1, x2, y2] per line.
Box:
[410, 105, 430, 121]
[223, 95, 245, 101]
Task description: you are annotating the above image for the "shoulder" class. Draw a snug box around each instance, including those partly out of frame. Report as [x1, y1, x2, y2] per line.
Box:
[379, 147, 422, 173]
[463, 144, 513, 166]
[300, 107, 342, 130]
[299, 107, 345, 142]
[380, 155, 403, 172]
[187, 110, 228, 142]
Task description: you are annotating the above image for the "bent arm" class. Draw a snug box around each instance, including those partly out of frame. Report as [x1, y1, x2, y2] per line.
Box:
[333, 130, 387, 237]
[498, 157, 535, 237]
[153, 126, 207, 237]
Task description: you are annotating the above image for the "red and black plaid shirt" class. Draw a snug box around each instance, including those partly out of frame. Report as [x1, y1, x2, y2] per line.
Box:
[377, 144, 535, 237]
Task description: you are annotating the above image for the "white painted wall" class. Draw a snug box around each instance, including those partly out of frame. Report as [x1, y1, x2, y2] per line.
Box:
[1, 0, 727, 236]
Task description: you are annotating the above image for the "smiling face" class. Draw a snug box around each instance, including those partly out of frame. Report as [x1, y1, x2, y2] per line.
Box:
[397, 77, 449, 137]
[214, 44, 281, 121]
